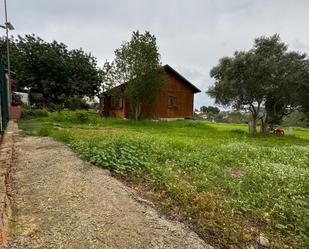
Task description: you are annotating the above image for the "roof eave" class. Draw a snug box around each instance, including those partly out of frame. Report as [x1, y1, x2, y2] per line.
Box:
[163, 64, 201, 93]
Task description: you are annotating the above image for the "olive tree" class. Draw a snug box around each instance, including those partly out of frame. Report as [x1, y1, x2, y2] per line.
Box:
[208, 35, 309, 134]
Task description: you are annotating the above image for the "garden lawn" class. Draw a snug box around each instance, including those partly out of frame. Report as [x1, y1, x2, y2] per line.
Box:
[19, 111, 309, 248]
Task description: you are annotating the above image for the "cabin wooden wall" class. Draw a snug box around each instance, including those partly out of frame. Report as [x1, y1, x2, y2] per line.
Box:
[102, 95, 126, 118]
[140, 72, 194, 119]
[103, 70, 196, 119]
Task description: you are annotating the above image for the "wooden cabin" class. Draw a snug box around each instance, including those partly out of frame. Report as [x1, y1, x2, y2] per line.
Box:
[100, 64, 201, 119]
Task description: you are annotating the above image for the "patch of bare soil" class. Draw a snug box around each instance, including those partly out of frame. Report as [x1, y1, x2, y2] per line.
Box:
[6, 134, 213, 249]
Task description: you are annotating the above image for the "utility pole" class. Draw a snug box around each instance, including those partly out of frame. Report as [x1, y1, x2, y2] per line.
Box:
[2, 0, 14, 106]
[4, 0, 10, 105]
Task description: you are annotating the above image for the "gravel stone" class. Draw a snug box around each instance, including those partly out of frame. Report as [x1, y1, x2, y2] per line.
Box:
[255, 234, 270, 248]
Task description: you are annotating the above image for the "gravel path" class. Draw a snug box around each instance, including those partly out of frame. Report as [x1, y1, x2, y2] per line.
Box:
[6, 134, 212, 249]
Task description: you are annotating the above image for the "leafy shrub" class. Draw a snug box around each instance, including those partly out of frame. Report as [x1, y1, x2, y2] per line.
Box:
[49, 110, 101, 124]
[70, 135, 155, 175]
[29, 93, 45, 106]
[21, 108, 49, 119]
[64, 96, 90, 110]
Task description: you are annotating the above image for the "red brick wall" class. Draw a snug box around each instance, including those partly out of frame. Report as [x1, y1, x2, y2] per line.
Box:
[9, 106, 21, 120]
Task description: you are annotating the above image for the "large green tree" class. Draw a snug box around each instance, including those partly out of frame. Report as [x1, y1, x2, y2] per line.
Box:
[103, 31, 165, 120]
[254, 36, 309, 131]
[200, 105, 220, 114]
[208, 35, 309, 133]
[0, 34, 101, 106]
[208, 51, 265, 133]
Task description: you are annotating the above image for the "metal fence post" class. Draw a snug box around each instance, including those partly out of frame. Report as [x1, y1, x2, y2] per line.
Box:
[0, 57, 9, 131]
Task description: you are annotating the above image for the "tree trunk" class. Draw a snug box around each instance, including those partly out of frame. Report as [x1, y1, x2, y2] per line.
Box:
[260, 116, 269, 134]
[248, 104, 259, 134]
[251, 115, 257, 134]
[260, 119, 265, 134]
[134, 102, 142, 120]
[134, 103, 138, 120]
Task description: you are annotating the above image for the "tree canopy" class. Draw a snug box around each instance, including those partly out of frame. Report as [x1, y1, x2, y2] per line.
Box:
[200, 105, 220, 114]
[207, 35, 309, 133]
[102, 31, 165, 120]
[0, 34, 101, 107]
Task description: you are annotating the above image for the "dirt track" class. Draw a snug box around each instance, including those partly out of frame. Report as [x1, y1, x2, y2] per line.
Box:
[6, 134, 212, 249]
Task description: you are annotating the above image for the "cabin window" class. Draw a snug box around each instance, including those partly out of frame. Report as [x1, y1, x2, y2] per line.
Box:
[168, 96, 175, 108]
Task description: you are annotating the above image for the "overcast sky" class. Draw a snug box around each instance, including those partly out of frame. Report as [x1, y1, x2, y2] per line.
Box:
[1, 0, 309, 109]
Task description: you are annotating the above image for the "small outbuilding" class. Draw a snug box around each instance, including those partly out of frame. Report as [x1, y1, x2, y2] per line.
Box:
[100, 64, 201, 119]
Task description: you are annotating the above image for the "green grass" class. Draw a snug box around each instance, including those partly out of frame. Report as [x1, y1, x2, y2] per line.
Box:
[18, 111, 309, 248]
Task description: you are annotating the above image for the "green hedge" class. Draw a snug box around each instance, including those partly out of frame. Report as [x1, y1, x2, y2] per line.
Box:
[21, 108, 49, 119]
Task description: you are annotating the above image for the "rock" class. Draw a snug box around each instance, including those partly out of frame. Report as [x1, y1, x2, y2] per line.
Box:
[255, 234, 270, 247]
[246, 245, 256, 249]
